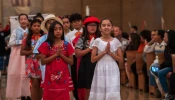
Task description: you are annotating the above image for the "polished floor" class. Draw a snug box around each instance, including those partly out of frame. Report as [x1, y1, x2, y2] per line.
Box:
[0, 75, 163, 100]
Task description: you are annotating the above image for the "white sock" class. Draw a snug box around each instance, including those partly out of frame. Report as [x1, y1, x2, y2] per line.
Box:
[165, 93, 168, 97]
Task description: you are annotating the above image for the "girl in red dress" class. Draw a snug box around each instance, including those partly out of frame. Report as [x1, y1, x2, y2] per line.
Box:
[21, 19, 44, 100]
[38, 21, 74, 100]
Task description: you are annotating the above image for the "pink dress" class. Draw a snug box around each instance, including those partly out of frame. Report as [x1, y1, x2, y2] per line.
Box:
[6, 27, 30, 99]
[38, 41, 74, 100]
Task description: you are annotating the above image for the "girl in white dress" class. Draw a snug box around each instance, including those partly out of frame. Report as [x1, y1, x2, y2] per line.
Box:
[89, 19, 123, 100]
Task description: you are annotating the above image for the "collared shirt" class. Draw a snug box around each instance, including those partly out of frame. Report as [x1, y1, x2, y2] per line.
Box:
[144, 41, 166, 63]
[67, 28, 83, 49]
[8, 27, 28, 47]
[144, 41, 166, 54]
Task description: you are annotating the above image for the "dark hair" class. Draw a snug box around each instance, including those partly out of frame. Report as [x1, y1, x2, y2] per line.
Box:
[34, 13, 44, 21]
[127, 33, 140, 50]
[69, 13, 82, 23]
[100, 19, 113, 27]
[122, 32, 129, 40]
[25, 19, 43, 49]
[0, 22, 2, 25]
[131, 25, 138, 31]
[81, 22, 101, 49]
[140, 30, 151, 42]
[62, 15, 70, 20]
[157, 30, 165, 39]
[18, 13, 28, 21]
[166, 30, 175, 52]
[46, 21, 64, 47]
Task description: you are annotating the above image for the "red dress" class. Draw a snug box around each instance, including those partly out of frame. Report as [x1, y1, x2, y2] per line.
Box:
[22, 35, 41, 78]
[38, 41, 74, 100]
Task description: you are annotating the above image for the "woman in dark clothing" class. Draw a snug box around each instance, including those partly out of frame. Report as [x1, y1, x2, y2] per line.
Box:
[0, 23, 10, 74]
[124, 33, 141, 86]
[158, 30, 175, 100]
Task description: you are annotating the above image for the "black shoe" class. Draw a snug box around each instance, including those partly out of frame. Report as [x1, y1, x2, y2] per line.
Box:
[26, 96, 31, 100]
[155, 88, 162, 98]
[164, 94, 174, 100]
[21, 96, 26, 100]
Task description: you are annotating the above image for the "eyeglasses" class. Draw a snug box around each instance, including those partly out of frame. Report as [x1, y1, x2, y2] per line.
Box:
[87, 24, 97, 27]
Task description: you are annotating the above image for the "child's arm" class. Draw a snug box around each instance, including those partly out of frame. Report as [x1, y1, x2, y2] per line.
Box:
[91, 47, 106, 63]
[35, 54, 44, 60]
[60, 53, 74, 66]
[75, 48, 91, 58]
[40, 53, 58, 65]
[108, 47, 123, 62]
[20, 44, 33, 56]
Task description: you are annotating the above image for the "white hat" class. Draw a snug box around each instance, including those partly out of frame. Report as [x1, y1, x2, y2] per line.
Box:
[41, 14, 63, 33]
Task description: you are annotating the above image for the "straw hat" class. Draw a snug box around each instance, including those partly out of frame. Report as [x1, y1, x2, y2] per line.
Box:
[41, 14, 63, 33]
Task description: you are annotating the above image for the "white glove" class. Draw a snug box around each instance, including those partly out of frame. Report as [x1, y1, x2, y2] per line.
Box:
[89, 37, 95, 49]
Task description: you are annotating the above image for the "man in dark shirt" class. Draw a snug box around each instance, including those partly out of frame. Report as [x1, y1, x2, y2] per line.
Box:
[0, 22, 10, 77]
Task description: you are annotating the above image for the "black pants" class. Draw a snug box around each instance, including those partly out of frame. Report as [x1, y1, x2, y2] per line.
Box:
[169, 73, 175, 95]
[71, 56, 79, 100]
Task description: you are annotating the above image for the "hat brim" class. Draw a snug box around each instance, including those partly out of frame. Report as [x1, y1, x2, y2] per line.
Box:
[41, 17, 63, 33]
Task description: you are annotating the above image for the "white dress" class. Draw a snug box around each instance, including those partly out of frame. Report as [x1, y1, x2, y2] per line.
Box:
[89, 38, 121, 100]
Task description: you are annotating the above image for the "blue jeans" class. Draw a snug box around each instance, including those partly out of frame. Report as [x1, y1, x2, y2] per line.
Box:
[149, 72, 157, 86]
[158, 67, 173, 93]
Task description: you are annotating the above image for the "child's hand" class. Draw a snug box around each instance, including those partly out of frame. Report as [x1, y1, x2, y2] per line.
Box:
[166, 72, 172, 78]
[105, 42, 110, 54]
[58, 46, 63, 56]
[56, 49, 60, 56]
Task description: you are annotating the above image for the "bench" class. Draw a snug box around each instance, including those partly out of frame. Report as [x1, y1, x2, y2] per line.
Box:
[136, 52, 145, 91]
[126, 51, 136, 89]
[146, 53, 156, 95]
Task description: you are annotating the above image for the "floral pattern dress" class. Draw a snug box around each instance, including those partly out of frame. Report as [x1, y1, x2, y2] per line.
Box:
[22, 35, 42, 78]
[38, 41, 74, 100]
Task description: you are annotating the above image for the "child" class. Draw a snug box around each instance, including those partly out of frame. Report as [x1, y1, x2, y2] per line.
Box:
[38, 21, 74, 100]
[62, 15, 71, 40]
[20, 19, 44, 100]
[89, 19, 123, 100]
[75, 16, 100, 100]
[6, 13, 31, 100]
[67, 13, 83, 100]
[33, 13, 44, 22]
[33, 14, 63, 86]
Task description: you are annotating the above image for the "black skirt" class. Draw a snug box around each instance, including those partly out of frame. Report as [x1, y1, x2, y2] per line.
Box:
[78, 52, 96, 89]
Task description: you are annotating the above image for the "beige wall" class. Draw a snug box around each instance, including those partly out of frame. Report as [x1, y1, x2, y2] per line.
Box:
[122, 0, 162, 32]
[163, 0, 175, 30]
[42, 0, 162, 33]
[42, 0, 82, 16]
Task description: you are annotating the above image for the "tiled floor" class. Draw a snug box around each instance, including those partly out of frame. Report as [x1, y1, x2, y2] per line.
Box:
[0, 75, 163, 100]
